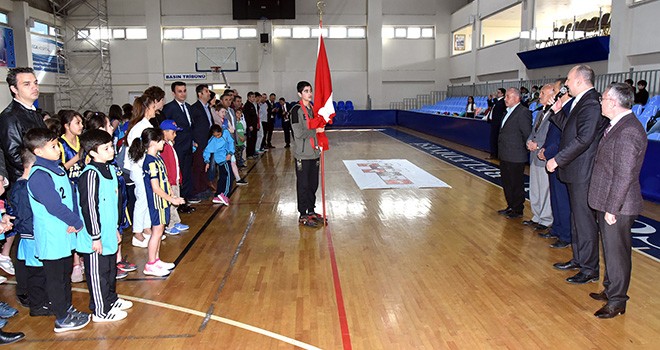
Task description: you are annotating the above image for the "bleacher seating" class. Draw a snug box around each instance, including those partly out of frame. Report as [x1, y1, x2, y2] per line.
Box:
[632, 104, 644, 116]
[648, 133, 660, 141]
[416, 96, 489, 117]
[345, 100, 354, 111]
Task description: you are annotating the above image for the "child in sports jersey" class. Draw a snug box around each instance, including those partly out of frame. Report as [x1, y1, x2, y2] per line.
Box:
[58, 110, 85, 283]
[11, 149, 50, 317]
[159, 120, 189, 236]
[25, 128, 90, 333]
[234, 109, 247, 168]
[77, 129, 133, 323]
[128, 128, 184, 277]
[85, 113, 136, 279]
[204, 124, 235, 206]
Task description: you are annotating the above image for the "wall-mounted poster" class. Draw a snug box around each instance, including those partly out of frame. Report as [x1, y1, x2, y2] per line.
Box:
[31, 34, 65, 73]
[0, 27, 16, 68]
[454, 34, 466, 51]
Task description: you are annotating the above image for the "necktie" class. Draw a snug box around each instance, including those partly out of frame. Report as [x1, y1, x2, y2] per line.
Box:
[604, 124, 612, 137]
[181, 103, 191, 125]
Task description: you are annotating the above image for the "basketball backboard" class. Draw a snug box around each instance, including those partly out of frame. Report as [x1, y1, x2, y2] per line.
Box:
[195, 47, 238, 72]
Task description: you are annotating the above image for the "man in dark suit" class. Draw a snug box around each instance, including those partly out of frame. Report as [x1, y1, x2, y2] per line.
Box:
[243, 91, 260, 158]
[278, 97, 292, 148]
[189, 84, 212, 197]
[587, 83, 647, 318]
[538, 79, 573, 248]
[162, 81, 198, 207]
[486, 88, 506, 159]
[547, 64, 609, 284]
[497, 88, 532, 219]
[265, 93, 277, 148]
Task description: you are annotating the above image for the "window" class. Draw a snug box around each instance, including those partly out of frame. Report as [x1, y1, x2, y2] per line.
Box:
[273, 28, 292, 38]
[0, 12, 7, 24]
[329, 27, 347, 38]
[113, 29, 125, 39]
[125, 28, 147, 40]
[239, 28, 257, 38]
[164, 28, 183, 39]
[292, 26, 310, 38]
[203, 28, 220, 39]
[273, 25, 366, 39]
[221, 27, 239, 39]
[183, 27, 202, 40]
[480, 4, 522, 47]
[31, 20, 49, 35]
[383, 26, 434, 39]
[452, 25, 473, 55]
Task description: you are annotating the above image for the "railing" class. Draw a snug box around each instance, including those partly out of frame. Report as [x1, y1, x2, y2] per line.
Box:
[390, 91, 447, 111]
[448, 69, 660, 98]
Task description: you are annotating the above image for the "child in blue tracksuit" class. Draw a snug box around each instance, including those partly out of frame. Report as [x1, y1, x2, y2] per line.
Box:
[77, 129, 133, 323]
[204, 124, 235, 206]
[10, 149, 50, 317]
[24, 128, 89, 333]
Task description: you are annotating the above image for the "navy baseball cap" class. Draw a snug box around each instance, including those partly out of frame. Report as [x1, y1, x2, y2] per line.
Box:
[160, 120, 183, 131]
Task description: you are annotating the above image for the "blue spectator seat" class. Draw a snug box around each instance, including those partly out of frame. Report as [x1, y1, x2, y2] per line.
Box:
[648, 133, 660, 141]
[337, 101, 346, 111]
[632, 104, 644, 117]
[345, 100, 354, 111]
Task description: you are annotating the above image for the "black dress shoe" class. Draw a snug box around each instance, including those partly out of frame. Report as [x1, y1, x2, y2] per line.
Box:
[497, 208, 512, 215]
[538, 231, 556, 239]
[550, 240, 570, 249]
[566, 272, 599, 284]
[30, 305, 53, 317]
[553, 260, 580, 270]
[522, 220, 538, 226]
[589, 291, 608, 301]
[0, 330, 25, 345]
[506, 212, 523, 219]
[534, 224, 549, 231]
[284, 144, 290, 148]
[594, 303, 625, 319]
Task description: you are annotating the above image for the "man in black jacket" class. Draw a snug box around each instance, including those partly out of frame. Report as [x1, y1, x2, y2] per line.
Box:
[0, 67, 46, 187]
[547, 64, 609, 284]
[486, 88, 506, 159]
[189, 84, 212, 197]
[497, 88, 532, 219]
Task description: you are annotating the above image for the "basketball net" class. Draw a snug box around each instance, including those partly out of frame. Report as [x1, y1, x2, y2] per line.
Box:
[211, 66, 222, 83]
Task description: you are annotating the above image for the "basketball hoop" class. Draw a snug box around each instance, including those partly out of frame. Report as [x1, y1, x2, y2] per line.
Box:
[210, 66, 222, 82]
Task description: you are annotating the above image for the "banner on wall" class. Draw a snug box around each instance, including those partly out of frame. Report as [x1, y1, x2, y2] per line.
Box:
[0, 27, 16, 68]
[31, 34, 64, 73]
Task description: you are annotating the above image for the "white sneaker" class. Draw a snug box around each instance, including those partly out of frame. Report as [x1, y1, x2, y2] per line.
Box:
[155, 259, 175, 270]
[143, 263, 170, 277]
[0, 255, 15, 275]
[111, 298, 133, 311]
[131, 236, 148, 248]
[92, 309, 128, 323]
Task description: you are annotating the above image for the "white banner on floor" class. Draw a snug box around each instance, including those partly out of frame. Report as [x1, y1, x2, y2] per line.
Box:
[342, 159, 451, 190]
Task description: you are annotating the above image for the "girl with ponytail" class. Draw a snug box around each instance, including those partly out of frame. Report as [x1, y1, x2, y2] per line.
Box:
[129, 128, 184, 276]
[123, 86, 165, 249]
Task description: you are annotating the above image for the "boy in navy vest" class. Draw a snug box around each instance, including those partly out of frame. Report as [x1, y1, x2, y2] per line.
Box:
[77, 129, 133, 322]
[25, 128, 90, 333]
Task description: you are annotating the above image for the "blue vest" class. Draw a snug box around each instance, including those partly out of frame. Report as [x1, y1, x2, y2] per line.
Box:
[76, 165, 119, 255]
[18, 238, 42, 267]
[28, 165, 77, 260]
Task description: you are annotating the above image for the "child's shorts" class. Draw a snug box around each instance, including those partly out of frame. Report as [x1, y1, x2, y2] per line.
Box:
[149, 207, 170, 227]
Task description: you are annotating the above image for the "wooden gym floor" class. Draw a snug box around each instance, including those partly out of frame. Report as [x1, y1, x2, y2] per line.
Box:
[1, 127, 660, 349]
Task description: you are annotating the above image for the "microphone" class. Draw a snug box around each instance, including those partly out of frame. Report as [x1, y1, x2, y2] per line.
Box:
[544, 86, 568, 112]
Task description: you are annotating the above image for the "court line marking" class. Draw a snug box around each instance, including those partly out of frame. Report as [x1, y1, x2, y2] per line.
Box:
[2, 281, 321, 350]
[199, 211, 256, 331]
[324, 224, 353, 350]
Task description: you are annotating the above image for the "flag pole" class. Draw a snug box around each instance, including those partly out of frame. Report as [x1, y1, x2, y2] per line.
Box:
[318, 0, 327, 225]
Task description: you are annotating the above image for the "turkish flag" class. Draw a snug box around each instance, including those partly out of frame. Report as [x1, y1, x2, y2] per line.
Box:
[310, 35, 335, 150]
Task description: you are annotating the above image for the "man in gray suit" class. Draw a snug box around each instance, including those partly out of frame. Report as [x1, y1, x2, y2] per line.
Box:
[587, 83, 647, 319]
[525, 84, 555, 233]
[497, 88, 532, 219]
